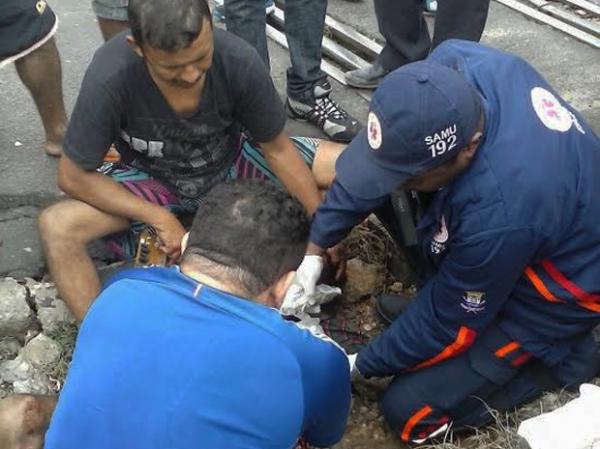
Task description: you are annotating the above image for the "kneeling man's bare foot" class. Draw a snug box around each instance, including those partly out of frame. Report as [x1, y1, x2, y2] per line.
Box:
[0, 395, 56, 449]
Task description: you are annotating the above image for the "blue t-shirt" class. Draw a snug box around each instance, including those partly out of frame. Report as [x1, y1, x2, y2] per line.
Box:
[44, 267, 351, 449]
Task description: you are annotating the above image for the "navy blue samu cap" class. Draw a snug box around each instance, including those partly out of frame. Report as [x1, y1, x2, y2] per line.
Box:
[336, 60, 482, 200]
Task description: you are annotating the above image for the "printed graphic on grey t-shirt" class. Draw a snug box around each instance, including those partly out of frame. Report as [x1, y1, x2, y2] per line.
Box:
[120, 121, 238, 199]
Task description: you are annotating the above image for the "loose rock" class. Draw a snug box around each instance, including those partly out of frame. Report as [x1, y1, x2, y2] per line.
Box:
[12, 371, 54, 395]
[20, 334, 61, 370]
[343, 258, 381, 303]
[0, 278, 33, 337]
[30, 282, 75, 334]
[0, 337, 22, 360]
[389, 281, 404, 293]
[0, 355, 34, 383]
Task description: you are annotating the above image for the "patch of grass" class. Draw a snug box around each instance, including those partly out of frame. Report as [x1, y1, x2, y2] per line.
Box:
[45, 323, 78, 386]
[414, 380, 600, 449]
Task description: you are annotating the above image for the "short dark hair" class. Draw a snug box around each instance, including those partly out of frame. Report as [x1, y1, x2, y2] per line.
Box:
[182, 181, 310, 296]
[128, 0, 212, 51]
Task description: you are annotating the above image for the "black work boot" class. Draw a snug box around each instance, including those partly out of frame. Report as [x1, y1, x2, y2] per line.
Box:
[376, 293, 413, 324]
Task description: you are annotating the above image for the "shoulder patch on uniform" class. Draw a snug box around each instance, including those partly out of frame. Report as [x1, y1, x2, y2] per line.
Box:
[531, 87, 573, 133]
[367, 112, 383, 150]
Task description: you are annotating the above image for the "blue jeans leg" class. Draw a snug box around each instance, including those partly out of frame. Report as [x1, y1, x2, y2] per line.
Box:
[224, 0, 270, 67]
[284, 0, 328, 101]
[223, 0, 328, 102]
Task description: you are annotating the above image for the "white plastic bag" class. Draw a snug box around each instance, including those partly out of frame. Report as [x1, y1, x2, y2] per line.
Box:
[517, 383, 600, 449]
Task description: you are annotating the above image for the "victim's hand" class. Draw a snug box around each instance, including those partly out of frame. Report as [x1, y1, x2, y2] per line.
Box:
[150, 209, 186, 263]
[325, 243, 347, 281]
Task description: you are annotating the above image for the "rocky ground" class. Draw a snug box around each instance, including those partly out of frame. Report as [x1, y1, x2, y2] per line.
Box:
[0, 278, 76, 399]
[2, 220, 599, 449]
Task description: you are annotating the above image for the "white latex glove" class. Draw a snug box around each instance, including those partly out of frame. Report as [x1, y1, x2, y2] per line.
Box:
[281, 255, 324, 314]
[293, 255, 324, 297]
[517, 383, 600, 449]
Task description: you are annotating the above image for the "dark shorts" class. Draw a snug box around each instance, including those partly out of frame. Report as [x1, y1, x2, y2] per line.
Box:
[0, 0, 58, 68]
[103, 136, 320, 259]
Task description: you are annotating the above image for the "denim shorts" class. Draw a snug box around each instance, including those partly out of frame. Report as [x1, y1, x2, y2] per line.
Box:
[91, 0, 129, 21]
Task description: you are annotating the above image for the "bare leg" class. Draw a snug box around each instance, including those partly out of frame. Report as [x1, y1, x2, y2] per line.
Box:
[0, 395, 57, 449]
[312, 140, 346, 189]
[97, 18, 129, 42]
[14, 37, 67, 157]
[38, 199, 129, 321]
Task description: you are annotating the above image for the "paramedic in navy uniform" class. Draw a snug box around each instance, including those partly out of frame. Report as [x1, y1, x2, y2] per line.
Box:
[292, 40, 600, 443]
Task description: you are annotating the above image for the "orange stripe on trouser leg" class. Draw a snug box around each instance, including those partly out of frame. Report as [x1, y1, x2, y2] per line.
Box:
[409, 327, 477, 371]
[576, 301, 600, 313]
[524, 266, 561, 303]
[538, 261, 600, 312]
[511, 353, 533, 367]
[541, 260, 600, 303]
[495, 341, 521, 358]
[401, 405, 433, 442]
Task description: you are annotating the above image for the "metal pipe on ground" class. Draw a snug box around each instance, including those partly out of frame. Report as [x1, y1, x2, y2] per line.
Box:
[493, 0, 600, 48]
[272, 0, 383, 61]
[265, 22, 373, 101]
[559, 0, 600, 16]
[525, 0, 600, 37]
[269, 7, 371, 71]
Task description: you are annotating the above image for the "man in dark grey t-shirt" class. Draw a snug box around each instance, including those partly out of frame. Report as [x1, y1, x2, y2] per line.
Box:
[38, 0, 344, 321]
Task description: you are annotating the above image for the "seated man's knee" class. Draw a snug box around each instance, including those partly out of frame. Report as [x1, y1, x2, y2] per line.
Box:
[38, 201, 90, 244]
[39, 202, 68, 242]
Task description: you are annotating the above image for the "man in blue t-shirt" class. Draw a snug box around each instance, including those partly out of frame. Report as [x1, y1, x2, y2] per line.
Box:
[0, 180, 351, 449]
[290, 40, 600, 443]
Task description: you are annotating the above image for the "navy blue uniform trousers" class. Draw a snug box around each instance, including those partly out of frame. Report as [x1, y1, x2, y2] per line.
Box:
[383, 324, 600, 443]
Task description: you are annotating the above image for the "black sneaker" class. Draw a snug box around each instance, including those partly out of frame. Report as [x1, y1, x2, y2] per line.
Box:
[287, 81, 362, 143]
